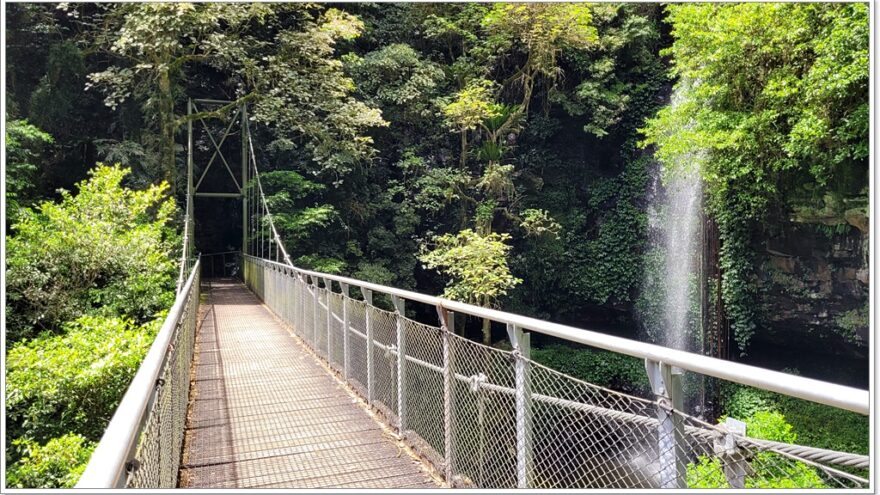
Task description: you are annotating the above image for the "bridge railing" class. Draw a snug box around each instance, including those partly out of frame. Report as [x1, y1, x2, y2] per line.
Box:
[242, 253, 869, 489]
[76, 259, 201, 488]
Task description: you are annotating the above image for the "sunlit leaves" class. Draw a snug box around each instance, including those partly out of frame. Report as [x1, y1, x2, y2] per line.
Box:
[6, 315, 159, 446]
[442, 78, 500, 132]
[419, 229, 521, 306]
[6, 434, 95, 489]
[643, 3, 868, 193]
[483, 3, 597, 79]
[520, 208, 561, 239]
[5, 165, 178, 341]
[246, 7, 387, 180]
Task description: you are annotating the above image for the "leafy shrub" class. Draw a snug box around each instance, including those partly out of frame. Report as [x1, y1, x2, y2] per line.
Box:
[5, 314, 160, 445]
[6, 434, 95, 488]
[686, 456, 727, 488]
[5, 164, 178, 342]
[721, 383, 868, 454]
[774, 394, 869, 455]
[531, 344, 651, 396]
[722, 384, 773, 420]
[419, 229, 521, 306]
[5, 119, 53, 226]
[745, 410, 796, 443]
[686, 409, 825, 488]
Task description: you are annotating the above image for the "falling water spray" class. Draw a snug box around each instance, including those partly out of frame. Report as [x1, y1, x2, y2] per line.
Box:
[640, 83, 704, 352]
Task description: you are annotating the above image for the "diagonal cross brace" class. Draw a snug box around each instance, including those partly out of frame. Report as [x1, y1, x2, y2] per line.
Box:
[192, 101, 242, 193]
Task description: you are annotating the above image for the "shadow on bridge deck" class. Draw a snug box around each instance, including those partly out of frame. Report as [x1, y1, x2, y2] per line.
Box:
[178, 279, 440, 489]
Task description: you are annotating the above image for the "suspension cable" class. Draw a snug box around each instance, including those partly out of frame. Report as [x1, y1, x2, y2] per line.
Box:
[245, 117, 294, 267]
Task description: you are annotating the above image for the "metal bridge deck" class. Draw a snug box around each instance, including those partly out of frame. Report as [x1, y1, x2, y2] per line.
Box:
[178, 279, 439, 489]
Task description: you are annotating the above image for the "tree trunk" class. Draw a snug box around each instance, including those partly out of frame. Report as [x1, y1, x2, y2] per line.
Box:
[481, 316, 491, 346]
[460, 128, 468, 169]
[158, 69, 177, 192]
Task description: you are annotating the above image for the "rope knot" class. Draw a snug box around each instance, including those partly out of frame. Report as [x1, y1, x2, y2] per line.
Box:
[469, 373, 487, 393]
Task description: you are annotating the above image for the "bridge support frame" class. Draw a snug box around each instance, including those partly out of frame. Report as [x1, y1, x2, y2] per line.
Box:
[184, 98, 250, 258]
[715, 417, 749, 488]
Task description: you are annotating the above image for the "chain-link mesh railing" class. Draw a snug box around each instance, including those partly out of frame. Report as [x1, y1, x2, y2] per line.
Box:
[127, 264, 201, 487]
[242, 256, 869, 489]
[77, 260, 201, 488]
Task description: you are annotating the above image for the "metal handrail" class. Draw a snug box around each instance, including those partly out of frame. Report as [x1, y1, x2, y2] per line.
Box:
[76, 259, 201, 488]
[244, 254, 868, 415]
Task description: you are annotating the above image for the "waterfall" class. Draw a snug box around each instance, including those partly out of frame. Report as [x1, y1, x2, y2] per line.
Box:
[640, 83, 704, 352]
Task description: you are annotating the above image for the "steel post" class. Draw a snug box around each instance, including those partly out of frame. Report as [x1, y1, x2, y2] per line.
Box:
[716, 417, 749, 488]
[363, 289, 374, 404]
[241, 103, 248, 255]
[311, 275, 319, 347]
[437, 307, 455, 486]
[507, 323, 532, 488]
[392, 295, 406, 435]
[323, 277, 332, 362]
[341, 283, 350, 380]
[646, 360, 686, 489]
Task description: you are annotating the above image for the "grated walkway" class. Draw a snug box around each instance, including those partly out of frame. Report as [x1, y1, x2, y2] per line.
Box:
[178, 279, 439, 489]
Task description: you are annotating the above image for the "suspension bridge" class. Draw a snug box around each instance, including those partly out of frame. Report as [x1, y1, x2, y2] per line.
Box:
[76, 100, 870, 489]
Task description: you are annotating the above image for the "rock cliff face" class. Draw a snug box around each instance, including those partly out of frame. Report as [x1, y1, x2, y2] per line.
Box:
[756, 218, 868, 360]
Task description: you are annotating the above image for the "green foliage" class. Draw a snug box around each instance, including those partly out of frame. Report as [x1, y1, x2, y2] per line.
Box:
[294, 254, 346, 275]
[419, 229, 521, 307]
[483, 3, 597, 85]
[556, 5, 665, 137]
[647, 3, 868, 190]
[520, 209, 561, 239]
[774, 395, 868, 456]
[28, 42, 87, 140]
[5, 165, 178, 342]
[273, 206, 337, 239]
[745, 410, 796, 443]
[715, 209, 759, 353]
[685, 456, 728, 489]
[563, 157, 649, 305]
[835, 305, 868, 345]
[246, 7, 388, 179]
[442, 78, 501, 132]
[686, 451, 825, 489]
[642, 3, 868, 353]
[687, 409, 825, 488]
[721, 383, 868, 455]
[86, 4, 386, 184]
[260, 171, 326, 200]
[413, 167, 472, 213]
[5, 314, 159, 445]
[6, 434, 96, 489]
[531, 345, 650, 396]
[5, 119, 54, 225]
[345, 43, 445, 116]
[475, 163, 514, 199]
[722, 385, 773, 420]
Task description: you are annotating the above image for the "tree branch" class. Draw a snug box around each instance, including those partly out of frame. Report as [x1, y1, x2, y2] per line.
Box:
[174, 93, 259, 127]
